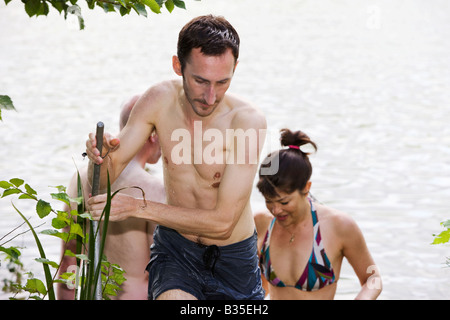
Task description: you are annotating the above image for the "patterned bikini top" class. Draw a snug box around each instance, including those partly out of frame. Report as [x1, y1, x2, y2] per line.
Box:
[259, 199, 336, 291]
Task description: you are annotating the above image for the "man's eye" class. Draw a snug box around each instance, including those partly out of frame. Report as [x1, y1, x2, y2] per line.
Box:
[280, 202, 288, 205]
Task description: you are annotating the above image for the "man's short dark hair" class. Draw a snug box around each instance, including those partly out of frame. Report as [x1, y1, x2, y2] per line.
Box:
[177, 15, 240, 73]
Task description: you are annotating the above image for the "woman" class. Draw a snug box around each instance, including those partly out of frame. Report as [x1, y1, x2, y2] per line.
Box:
[255, 129, 382, 300]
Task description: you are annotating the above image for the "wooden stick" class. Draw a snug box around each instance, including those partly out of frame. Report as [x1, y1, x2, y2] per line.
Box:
[91, 121, 104, 300]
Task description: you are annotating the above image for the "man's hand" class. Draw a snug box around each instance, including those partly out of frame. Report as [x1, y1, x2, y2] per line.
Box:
[87, 193, 142, 222]
[86, 132, 120, 165]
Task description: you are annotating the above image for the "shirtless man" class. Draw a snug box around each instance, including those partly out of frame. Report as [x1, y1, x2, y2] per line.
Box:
[85, 15, 267, 300]
[57, 95, 165, 300]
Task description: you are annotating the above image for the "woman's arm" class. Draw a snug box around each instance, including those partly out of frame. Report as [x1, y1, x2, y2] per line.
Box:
[338, 213, 382, 300]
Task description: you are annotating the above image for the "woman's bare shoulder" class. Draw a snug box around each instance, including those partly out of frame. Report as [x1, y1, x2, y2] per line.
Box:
[315, 202, 361, 238]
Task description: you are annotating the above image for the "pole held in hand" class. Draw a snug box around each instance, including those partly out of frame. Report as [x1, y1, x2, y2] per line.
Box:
[91, 121, 104, 300]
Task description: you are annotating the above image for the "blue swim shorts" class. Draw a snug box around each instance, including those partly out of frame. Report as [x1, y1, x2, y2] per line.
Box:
[146, 225, 265, 300]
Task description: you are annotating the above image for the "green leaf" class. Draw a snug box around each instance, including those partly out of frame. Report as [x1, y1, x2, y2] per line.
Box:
[24, 0, 42, 17]
[76, 254, 89, 261]
[40, 229, 59, 236]
[51, 185, 66, 193]
[64, 250, 89, 261]
[0, 246, 21, 260]
[432, 229, 450, 245]
[35, 258, 59, 269]
[18, 193, 37, 200]
[64, 249, 75, 257]
[36, 1, 49, 16]
[79, 212, 93, 220]
[100, 2, 116, 12]
[70, 223, 84, 238]
[86, 0, 95, 9]
[51, 192, 70, 206]
[25, 183, 37, 195]
[36, 199, 52, 218]
[442, 220, 450, 228]
[68, 196, 83, 206]
[119, 5, 131, 16]
[142, 0, 161, 13]
[0, 180, 13, 189]
[0, 95, 15, 110]
[172, 0, 185, 9]
[110, 264, 126, 283]
[10, 178, 24, 187]
[131, 3, 147, 17]
[40, 229, 69, 242]
[5, 0, 13, 5]
[58, 272, 77, 287]
[50, 0, 68, 13]
[25, 278, 47, 295]
[165, 0, 174, 12]
[57, 210, 70, 218]
[0, 95, 16, 121]
[52, 216, 68, 229]
[2, 188, 21, 198]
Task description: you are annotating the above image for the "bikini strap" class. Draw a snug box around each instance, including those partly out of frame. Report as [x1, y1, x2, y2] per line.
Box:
[310, 198, 319, 227]
[266, 218, 276, 246]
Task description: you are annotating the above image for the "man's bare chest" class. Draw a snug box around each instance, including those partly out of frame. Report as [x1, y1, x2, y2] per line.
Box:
[162, 129, 228, 187]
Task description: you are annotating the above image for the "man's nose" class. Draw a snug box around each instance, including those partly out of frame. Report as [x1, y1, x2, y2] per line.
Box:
[205, 85, 217, 105]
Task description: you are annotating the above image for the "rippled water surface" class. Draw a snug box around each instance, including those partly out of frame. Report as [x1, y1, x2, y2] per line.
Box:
[1, 0, 449, 299]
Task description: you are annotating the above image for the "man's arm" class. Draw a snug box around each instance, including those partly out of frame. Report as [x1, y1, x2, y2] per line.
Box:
[88, 107, 267, 240]
[86, 85, 165, 190]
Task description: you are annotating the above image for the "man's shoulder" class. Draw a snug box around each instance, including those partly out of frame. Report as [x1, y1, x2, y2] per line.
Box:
[137, 79, 180, 108]
[143, 79, 180, 99]
[131, 80, 180, 120]
[227, 94, 267, 130]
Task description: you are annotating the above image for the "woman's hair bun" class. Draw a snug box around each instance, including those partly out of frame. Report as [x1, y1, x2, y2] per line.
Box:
[280, 128, 317, 155]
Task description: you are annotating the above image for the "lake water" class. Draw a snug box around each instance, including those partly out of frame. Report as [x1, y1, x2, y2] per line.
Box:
[1, 0, 449, 300]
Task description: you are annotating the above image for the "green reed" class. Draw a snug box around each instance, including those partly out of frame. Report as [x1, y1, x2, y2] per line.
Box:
[0, 173, 125, 300]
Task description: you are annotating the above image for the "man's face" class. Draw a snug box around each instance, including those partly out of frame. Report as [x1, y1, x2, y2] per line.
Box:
[176, 47, 237, 117]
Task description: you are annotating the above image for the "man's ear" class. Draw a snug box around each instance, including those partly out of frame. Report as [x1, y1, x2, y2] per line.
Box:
[172, 55, 182, 76]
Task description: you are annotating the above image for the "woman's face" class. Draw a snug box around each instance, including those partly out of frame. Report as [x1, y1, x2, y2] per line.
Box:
[263, 182, 311, 226]
[264, 189, 303, 224]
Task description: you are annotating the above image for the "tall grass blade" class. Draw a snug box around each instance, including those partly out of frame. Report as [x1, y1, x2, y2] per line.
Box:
[12, 202, 56, 300]
[92, 171, 112, 299]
